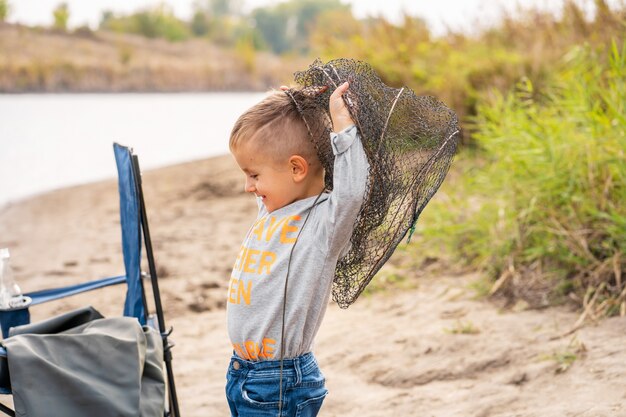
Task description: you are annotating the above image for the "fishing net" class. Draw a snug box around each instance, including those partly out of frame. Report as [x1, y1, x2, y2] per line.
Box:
[286, 58, 460, 308]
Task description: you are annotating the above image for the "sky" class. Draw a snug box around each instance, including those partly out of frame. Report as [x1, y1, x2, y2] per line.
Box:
[5, 0, 617, 37]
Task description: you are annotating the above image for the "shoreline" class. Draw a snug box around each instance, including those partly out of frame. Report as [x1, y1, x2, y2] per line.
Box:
[0, 91, 268, 213]
[0, 152, 233, 211]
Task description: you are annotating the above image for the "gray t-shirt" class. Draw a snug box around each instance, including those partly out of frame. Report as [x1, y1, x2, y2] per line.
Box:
[227, 125, 369, 361]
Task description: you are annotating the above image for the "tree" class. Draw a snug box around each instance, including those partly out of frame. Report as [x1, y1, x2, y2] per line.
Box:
[208, 0, 230, 17]
[252, 0, 348, 54]
[100, 10, 114, 28]
[0, 0, 10, 22]
[53, 2, 69, 31]
[194, 0, 244, 18]
[190, 10, 210, 36]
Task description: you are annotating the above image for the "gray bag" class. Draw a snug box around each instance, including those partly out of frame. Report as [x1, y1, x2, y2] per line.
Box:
[4, 313, 164, 417]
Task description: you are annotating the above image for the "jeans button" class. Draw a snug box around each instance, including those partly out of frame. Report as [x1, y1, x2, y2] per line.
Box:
[233, 361, 241, 370]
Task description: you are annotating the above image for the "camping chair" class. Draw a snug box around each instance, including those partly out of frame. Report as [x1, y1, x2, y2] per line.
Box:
[0, 143, 180, 417]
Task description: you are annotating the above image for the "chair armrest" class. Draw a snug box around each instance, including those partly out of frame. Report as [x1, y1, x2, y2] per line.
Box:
[28, 275, 126, 306]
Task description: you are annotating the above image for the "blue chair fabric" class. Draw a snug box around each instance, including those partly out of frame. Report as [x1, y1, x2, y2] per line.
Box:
[0, 144, 146, 338]
[114, 143, 147, 325]
[0, 143, 172, 411]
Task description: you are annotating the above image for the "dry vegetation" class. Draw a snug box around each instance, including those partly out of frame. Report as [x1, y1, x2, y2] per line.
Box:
[0, 23, 307, 92]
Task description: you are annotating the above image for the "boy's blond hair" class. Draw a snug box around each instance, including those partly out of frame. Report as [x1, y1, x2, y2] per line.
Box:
[229, 91, 321, 166]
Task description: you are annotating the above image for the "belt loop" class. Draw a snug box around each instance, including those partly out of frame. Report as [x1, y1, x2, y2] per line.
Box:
[294, 356, 302, 385]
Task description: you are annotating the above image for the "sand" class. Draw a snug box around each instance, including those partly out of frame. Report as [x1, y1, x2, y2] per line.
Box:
[1, 154, 625, 417]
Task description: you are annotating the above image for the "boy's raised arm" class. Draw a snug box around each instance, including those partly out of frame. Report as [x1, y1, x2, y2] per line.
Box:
[322, 82, 370, 254]
[329, 82, 355, 133]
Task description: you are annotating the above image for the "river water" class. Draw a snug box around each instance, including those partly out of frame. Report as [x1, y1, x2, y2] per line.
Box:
[0, 92, 266, 207]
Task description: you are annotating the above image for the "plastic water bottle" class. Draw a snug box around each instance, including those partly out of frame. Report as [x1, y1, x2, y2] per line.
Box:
[0, 248, 29, 309]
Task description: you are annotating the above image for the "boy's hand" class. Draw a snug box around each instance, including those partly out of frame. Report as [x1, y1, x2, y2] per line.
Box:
[329, 82, 355, 133]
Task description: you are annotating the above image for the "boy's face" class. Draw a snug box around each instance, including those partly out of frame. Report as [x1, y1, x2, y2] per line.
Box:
[231, 143, 300, 213]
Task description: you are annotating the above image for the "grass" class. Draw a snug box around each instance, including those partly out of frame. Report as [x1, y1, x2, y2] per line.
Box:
[539, 335, 587, 373]
[416, 41, 626, 315]
[467, 275, 493, 299]
[362, 270, 414, 297]
[547, 350, 578, 374]
[444, 319, 480, 335]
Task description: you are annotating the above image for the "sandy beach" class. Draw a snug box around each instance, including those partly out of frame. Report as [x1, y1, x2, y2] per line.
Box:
[1, 154, 625, 417]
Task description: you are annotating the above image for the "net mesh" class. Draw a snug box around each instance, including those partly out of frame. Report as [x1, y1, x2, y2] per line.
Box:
[287, 58, 460, 308]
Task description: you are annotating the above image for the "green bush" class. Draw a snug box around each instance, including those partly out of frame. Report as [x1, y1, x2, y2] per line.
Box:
[100, 5, 190, 41]
[425, 42, 625, 311]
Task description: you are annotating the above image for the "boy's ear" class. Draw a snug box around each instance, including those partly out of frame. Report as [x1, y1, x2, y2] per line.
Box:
[289, 155, 308, 182]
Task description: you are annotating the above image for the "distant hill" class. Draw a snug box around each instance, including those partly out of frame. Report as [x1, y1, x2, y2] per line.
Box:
[0, 23, 307, 93]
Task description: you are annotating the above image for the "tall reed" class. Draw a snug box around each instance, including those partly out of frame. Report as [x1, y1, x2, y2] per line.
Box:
[424, 42, 625, 313]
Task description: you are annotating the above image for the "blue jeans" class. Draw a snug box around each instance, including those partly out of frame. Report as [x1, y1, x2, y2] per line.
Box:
[225, 352, 328, 417]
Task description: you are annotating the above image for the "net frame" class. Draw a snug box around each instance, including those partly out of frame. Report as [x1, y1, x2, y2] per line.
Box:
[287, 58, 460, 308]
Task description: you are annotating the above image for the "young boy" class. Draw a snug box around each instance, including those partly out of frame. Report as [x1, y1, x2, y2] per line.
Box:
[225, 81, 369, 416]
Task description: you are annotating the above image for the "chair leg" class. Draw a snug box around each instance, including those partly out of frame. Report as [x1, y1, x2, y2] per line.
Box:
[133, 155, 181, 417]
[0, 402, 15, 416]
